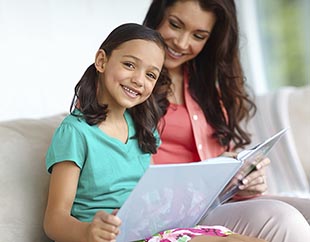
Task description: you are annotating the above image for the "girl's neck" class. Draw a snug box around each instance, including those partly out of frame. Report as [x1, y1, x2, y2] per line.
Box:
[106, 109, 126, 121]
[98, 110, 129, 143]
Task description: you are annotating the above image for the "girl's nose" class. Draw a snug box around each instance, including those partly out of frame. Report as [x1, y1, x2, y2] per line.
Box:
[131, 71, 144, 87]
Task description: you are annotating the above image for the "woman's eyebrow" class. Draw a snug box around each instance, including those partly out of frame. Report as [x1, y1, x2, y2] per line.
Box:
[171, 15, 211, 34]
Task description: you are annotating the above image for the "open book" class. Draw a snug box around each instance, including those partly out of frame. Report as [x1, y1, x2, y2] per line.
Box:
[116, 128, 287, 242]
[116, 158, 242, 241]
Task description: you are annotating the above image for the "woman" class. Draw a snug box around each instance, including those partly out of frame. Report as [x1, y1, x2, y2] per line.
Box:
[143, 1, 310, 241]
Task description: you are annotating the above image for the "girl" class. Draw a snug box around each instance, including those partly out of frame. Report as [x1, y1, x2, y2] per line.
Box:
[43, 23, 265, 242]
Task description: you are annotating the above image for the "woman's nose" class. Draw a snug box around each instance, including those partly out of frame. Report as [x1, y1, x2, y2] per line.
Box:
[174, 32, 190, 50]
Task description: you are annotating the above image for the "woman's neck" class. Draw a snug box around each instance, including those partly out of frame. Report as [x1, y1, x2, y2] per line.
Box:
[167, 67, 185, 105]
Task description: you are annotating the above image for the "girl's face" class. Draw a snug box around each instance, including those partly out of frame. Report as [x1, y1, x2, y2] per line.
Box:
[157, 0, 216, 72]
[96, 39, 164, 111]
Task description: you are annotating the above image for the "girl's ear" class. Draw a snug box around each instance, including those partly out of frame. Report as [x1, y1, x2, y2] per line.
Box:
[95, 49, 107, 73]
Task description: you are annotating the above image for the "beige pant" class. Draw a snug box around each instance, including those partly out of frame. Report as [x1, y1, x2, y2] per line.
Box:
[199, 196, 310, 242]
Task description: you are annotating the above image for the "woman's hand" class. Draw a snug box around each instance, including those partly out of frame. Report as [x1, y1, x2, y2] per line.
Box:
[86, 210, 122, 242]
[219, 153, 270, 198]
[236, 157, 270, 197]
[220, 152, 238, 159]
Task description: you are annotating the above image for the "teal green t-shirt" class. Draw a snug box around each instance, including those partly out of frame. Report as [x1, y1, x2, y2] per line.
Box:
[46, 110, 159, 222]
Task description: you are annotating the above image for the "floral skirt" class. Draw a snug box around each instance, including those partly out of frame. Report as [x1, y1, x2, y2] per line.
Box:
[142, 225, 233, 242]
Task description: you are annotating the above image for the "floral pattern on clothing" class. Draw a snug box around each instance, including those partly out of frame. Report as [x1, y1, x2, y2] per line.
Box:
[142, 225, 233, 242]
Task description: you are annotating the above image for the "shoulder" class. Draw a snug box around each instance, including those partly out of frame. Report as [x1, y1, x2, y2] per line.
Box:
[60, 111, 90, 130]
[51, 112, 94, 143]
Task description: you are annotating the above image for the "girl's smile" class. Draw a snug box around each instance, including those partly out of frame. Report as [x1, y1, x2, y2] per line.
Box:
[121, 84, 141, 98]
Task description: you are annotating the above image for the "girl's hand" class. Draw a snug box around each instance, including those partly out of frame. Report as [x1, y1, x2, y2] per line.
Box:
[236, 157, 270, 197]
[86, 210, 122, 242]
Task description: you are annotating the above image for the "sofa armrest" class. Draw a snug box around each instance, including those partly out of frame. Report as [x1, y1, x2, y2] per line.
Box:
[0, 113, 66, 242]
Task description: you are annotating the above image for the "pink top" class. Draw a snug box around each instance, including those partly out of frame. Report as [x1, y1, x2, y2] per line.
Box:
[153, 71, 225, 164]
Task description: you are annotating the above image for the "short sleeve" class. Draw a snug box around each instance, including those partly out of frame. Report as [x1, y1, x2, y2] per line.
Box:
[46, 123, 86, 173]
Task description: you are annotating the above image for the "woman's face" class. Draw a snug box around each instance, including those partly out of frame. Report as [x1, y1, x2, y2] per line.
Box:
[157, 0, 216, 72]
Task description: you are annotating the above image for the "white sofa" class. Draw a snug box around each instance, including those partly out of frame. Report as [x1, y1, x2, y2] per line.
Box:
[0, 114, 66, 242]
[245, 86, 310, 196]
[0, 86, 309, 242]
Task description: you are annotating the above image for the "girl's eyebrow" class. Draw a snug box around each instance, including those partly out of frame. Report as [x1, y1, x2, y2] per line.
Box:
[170, 15, 211, 34]
[123, 55, 161, 73]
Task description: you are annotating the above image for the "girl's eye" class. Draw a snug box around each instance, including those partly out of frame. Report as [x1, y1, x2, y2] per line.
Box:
[147, 72, 157, 80]
[123, 62, 135, 69]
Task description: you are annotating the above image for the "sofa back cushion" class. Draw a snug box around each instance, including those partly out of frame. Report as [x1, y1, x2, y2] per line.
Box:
[244, 86, 310, 197]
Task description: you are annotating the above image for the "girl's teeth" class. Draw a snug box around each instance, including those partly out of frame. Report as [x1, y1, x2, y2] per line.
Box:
[123, 86, 138, 96]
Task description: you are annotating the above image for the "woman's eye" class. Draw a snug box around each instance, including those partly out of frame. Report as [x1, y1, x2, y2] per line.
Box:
[169, 19, 180, 29]
[194, 33, 208, 41]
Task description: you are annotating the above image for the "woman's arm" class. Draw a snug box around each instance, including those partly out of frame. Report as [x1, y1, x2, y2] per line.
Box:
[43, 161, 121, 242]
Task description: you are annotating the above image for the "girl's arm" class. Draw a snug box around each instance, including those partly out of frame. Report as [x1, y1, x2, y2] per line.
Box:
[43, 161, 121, 242]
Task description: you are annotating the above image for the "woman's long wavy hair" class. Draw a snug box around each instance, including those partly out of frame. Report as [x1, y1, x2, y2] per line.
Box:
[143, 0, 256, 150]
[70, 23, 171, 154]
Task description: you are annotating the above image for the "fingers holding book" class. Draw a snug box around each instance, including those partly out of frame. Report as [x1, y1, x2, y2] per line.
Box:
[237, 157, 270, 196]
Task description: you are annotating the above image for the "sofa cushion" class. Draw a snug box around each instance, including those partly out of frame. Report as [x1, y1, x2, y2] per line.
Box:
[288, 85, 310, 180]
[0, 113, 66, 242]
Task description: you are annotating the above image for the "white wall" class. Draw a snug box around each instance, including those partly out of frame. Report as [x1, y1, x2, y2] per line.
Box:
[0, 0, 151, 121]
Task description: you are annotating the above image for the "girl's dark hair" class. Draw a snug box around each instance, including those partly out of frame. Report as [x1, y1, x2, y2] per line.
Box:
[143, 0, 256, 150]
[70, 23, 171, 154]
